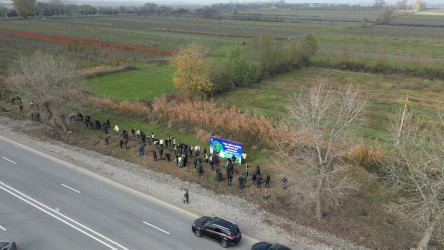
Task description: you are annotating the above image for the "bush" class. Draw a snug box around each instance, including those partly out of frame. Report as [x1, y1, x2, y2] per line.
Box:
[360, 208, 368, 216]
[360, 21, 368, 29]
[347, 143, 384, 174]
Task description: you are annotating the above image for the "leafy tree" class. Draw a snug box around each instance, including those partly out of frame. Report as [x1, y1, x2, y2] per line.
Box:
[224, 46, 260, 87]
[8, 51, 84, 131]
[13, 0, 36, 18]
[299, 34, 318, 65]
[170, 43, 213, 93]
[247, 33, 277, 75]
[414, 1, 426, 11]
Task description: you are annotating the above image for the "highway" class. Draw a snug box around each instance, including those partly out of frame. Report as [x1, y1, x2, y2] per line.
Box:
[0, 137, 255, 249]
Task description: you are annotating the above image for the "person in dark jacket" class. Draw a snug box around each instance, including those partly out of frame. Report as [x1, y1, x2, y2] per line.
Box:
[256, 165, 261, 175]
[119, 139, 124, 149]
[252, 172, 257, 185]
[152, 150, 158, 161]
[165, 152, 171, 162]
[216, 168, 222, 182]
[199, 164, 204, 177]
[256, 174, 262, 188]
[103, 124, 108, 134]
[265, 174, 271, 188]
[238, 176, 244, 189]
[227, 173, 233, 186]
[183, 189, 189, 204]
[159, 148, 164, 159]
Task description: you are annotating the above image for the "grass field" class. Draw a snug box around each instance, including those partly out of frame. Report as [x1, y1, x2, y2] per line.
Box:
[87, 62, 176, 101]
[215, 67, 444, 141]
[1, 12, 443, 59]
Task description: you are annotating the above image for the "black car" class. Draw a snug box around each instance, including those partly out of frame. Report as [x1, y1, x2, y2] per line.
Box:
[192, 216, 242, 248]
[0, 240, 17, 250]
[251, 242, 292, 250]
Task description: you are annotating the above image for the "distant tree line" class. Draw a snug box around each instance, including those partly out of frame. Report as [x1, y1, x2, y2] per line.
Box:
[4, 0, 428, 19]
[5, 0, 190, 19]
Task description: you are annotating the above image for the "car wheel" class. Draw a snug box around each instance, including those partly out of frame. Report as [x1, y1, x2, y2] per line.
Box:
[194, 229, 202, 237]
[221, 239, 228, 248]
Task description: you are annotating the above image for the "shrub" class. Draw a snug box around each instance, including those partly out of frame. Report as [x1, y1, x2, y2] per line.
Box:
[360, 208, 368, 216]
[151, 95, 281, 145]
[360, 21, 368, 29]
[347, 143, 384, 173]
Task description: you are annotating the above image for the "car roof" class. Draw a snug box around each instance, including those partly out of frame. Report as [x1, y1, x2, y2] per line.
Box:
[211, 217, 238, 231]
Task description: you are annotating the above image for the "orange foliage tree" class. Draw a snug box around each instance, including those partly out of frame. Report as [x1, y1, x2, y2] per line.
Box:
[169, 43, 213, 93]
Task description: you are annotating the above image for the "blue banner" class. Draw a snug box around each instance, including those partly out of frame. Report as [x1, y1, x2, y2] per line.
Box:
[209, 137, 243, 164]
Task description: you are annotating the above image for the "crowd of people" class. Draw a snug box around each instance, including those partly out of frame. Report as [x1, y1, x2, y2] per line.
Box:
[10, 99, 290, 205]
[74, 114, 277, 192]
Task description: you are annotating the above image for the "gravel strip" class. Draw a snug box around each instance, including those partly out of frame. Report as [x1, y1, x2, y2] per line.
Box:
[0, 114, 365, 249]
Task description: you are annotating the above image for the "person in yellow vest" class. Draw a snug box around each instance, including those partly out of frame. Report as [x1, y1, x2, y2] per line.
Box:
[178, 156, 183, 168]
[114, 125, 120, 135]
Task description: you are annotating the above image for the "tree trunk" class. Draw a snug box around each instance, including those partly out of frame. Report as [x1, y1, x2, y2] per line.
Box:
[315, 173, 325, 218]
[59, 114, 68, 132]
[417, 209, 444, 250]
[43, 102, 55, 126]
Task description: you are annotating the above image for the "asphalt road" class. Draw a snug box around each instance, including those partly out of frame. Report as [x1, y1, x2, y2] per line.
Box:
[0, 137, 255, 250]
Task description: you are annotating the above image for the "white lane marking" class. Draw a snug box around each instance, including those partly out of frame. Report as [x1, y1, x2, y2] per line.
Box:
[61, 184, 81, 194]
[2, 157, 16, 164]
[142, 221, 170, 235]
[0, 224, 6, 231]
[0, 181, 128, 250]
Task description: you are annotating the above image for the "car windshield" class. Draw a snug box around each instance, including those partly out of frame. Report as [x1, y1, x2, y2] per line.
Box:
[203, 217, 216, 226]
[0, 242, 9, 247]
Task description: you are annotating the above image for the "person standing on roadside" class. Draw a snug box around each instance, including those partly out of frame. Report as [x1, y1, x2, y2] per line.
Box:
[252, 172, 257, 186]
[217, 168, 222, 182]
[227, 172, 233, 186]
[103, 124, 108, 134]
[199, 163, 204, 177]
[238, 175, 244, 189]
[265, 173, 271, 188]
[114, 125, 120, 135]
[178, 155, 183, 168]
[152, 149, 158, 161]
[256, 174, 262, 188]
[183, 189, 189, 204]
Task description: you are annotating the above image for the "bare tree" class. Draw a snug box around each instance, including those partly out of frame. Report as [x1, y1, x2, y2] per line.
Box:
[284, 80, 367, 218]
[8, 51, 84, 131]
[386, 110, 444, 249]
[397, 0, 408, 10]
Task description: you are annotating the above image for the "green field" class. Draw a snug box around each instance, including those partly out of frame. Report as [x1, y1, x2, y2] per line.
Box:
[1, 12, 443, 59]
[87, 63, 176, 101]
